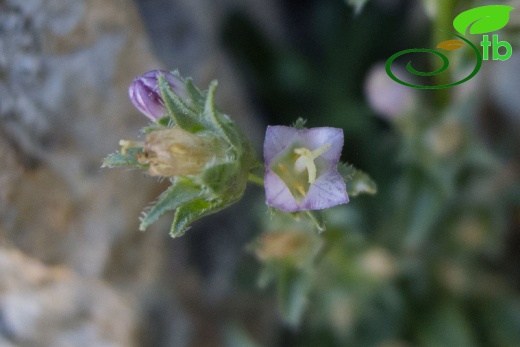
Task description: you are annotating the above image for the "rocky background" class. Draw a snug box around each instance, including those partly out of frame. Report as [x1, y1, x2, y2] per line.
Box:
[0, 0, 276, 346]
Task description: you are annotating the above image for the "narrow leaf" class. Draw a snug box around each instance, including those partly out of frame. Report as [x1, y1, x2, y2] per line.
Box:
[202, 81, 242, 146]
[278, 266, 311, 327]
[203, 81, 228, 138]
[158, 74, 205, 133]
[102, 148, 146, 169]
[339, 163, 377, 196]
[139, 178, 201, 231]
[185, 79, 206, 110]
[453, 5, 514, 35]
[170, 199, 227, 237]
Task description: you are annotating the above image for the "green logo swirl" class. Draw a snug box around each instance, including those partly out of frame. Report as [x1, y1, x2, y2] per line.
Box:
[385, 32, 482, 89]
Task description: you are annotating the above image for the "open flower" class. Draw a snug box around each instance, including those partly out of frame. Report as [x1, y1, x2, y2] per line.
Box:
[264, 126, 349, 212]
[128, 70, 189, 122]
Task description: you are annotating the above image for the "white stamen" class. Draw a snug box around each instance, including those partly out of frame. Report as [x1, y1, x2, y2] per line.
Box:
[294, 144, 331, 184]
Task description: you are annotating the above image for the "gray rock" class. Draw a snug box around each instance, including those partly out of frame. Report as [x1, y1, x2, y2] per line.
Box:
[0, 0, 282, 345]
[0, 247, 136, 347]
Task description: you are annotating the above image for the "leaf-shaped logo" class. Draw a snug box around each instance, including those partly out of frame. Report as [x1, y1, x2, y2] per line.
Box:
[453, 5, 515, 35]
[437, 40, 464, 51]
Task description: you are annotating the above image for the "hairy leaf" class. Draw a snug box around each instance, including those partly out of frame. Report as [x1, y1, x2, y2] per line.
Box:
[102, 148, 146, 169]
[170, 199, 227, 237]
[339, 163, 377, 196]
[139, 178, 201, 231]
[158, 74, 205, 133]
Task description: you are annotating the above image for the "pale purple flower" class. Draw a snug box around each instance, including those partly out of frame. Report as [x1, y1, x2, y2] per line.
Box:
[364, 63, 416, 119]
[264, 126, 349, 212]
[128, 70, 188, 122]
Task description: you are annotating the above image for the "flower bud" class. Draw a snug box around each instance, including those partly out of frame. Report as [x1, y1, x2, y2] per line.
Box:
[128, 70, 189, 122]
[138, 128, 225, 177]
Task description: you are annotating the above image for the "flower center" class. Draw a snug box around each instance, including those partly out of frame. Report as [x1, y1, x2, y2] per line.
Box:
[293, 144, 331, 184]
[271, 143, 331, 201]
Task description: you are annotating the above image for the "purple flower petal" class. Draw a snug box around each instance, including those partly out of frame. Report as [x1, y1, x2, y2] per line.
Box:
[264, 170, 299, 212]
[128, 70, 189, 122]
[264, 126, 299, 166]
[263, 125, 349, 212]
[301, 170, 349, 210]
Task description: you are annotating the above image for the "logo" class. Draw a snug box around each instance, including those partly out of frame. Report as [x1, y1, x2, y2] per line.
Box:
[386, 5, 515, 89]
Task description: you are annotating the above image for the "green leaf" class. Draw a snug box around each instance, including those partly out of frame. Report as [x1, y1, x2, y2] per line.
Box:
[170, 199, 227, 237]
[200, 162, 241, 197]
[202, 81, 243, 147]
[102, 148, 147, 169]
[277, 266, 311, 327]
[139, 178, 201, 231]
[185, 79, 206, 109]
[158, 74, 205, 133]
[339, 163, 377, 197]
[453, 5, 514, 35]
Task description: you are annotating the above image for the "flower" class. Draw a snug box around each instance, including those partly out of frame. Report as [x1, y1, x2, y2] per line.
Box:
[364, 63, 416, 119]
[128, 70, 188, 122]
[264, 126, 349, 212]
[136, 128, 225, 177]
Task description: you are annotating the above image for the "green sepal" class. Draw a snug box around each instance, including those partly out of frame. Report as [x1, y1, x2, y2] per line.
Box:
[139, 178, 201, 231]
[339, 162, 377, 197]
[158, 74, 205, 133]
[305, 210, 326, 233]
[170, 198, 228, 237]
[141, 117, 172, 133]
[292, 117, 307, 130]
[185, 78, 206, 110]
[157, 116, 172, 127]
[200, 162, 241, 197]
[202, 81, 242, 147]
[102, 148, 147, 169]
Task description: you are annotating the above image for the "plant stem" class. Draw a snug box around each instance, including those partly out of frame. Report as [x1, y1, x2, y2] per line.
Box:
[248, 173, 264, 186]
[432, 0, 459, 108]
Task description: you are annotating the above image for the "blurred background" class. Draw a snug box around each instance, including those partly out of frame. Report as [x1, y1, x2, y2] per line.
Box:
[0, 0, 519, 346]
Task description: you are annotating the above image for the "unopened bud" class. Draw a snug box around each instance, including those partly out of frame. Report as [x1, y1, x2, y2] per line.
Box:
[128, 70, 189, 122]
